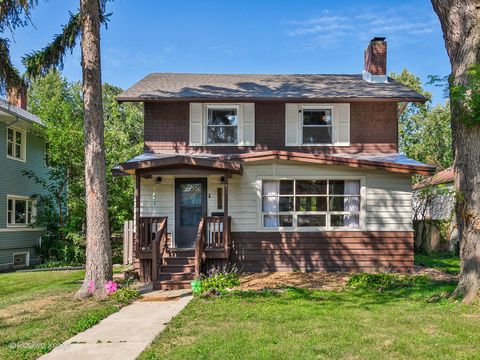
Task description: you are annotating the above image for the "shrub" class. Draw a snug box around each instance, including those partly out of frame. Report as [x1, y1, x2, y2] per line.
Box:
[347, 273, 429, 290]
[194, 266, 241, 295]
[110, 286, 140, 305]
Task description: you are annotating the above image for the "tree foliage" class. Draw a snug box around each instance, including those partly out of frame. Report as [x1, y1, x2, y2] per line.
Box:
[0, 0, 38, 93]
[391, 69, 452, 170]
[27, 71, 143, 262]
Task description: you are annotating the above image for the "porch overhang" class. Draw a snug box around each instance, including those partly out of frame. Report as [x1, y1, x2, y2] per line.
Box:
[113, 153, 243, 176]
[221, 151, 435, 176]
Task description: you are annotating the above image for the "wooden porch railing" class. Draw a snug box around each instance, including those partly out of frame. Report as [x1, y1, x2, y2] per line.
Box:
[137, 217, 168, 282]
[194, 216, 231, 277]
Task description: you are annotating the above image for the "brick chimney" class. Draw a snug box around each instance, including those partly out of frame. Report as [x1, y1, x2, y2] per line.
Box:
[7, 85, 27, 110]
[362, 37, 388, 83]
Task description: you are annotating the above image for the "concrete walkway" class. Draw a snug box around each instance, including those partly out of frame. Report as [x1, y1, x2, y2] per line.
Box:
[40, 290, 192, 360]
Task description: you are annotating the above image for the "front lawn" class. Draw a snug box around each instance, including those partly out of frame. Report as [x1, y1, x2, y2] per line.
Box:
[0, 270, 119, 360]
[140, 280, 480, 360]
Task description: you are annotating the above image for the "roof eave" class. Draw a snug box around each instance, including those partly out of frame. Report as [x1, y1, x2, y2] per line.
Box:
[116, 96, 426, 103]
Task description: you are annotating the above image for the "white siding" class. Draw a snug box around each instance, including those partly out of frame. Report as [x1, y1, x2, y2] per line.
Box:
[227, 161, 413, 232]
[137, 162, 414, 240]
[140, 176, 175, 235]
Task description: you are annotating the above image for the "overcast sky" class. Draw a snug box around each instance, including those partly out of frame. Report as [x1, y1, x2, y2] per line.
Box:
[8, 0, 450, 104]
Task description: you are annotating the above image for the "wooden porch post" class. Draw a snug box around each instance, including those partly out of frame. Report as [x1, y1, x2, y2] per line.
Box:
[135, 174, 143, 280]
[223, 172, 229, 258]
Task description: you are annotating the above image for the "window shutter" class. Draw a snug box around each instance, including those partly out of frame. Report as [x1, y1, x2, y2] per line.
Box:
[189, 103, 203, 145]
[241, 103, 255, 146]
[285, 104, 299, 146]
[334, 104, 350, 145]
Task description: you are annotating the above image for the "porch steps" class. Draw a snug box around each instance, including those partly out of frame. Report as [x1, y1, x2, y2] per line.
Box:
[154, 249, 196, 290]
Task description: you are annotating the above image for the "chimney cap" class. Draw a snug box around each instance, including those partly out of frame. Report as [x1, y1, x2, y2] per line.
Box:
[371, 37, 386, 42]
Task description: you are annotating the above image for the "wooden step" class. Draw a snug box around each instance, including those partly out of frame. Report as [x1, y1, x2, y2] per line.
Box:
[154, 280, 192, 290]
[163, 256, 195, 266]
[158, 272, 195, 281]
[160, 264, 196, 273]
[168, 248, 195, 257]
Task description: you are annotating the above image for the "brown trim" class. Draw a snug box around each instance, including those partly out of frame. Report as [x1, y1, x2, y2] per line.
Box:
[117, 154, 243, 175]
[117, 97, 426, 104]
[230, 231, 414, 272]
[222, 150, 435, 175]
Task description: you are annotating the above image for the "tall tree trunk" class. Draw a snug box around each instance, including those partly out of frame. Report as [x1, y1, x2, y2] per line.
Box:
[431, 0, 480, 303]
[75, 0, 112, 299]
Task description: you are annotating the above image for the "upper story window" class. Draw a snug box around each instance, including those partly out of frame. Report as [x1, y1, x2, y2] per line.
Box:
[7, 196, 35, 227]
[206, 105, 239, 145]
[261, 179, 361, 230]
[301, 107, 333, 145]
[6, 127, 26, 162]
[285, 103, 350, 147]
[189, 103, 255, 147]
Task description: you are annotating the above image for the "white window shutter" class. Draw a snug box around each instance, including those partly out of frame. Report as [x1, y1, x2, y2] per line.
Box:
[334, 104, 350, 145]
[241, 103, 255, 146]
[189, 103, 203, 145]
[285, 104, 299, 146]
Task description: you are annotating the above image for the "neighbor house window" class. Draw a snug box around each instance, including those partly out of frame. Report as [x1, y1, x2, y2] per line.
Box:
[6, 127, 26, 161]
[206, 105, 238, 144]
[301, 107, 333, 144]
[261, 179, 361, 229]
[7, 196, 34, 227]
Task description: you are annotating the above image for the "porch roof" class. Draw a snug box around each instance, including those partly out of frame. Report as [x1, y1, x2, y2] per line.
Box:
[113, 153, 243, 176]
[114, 151, 435, 177]
[220, 151, 435, 176]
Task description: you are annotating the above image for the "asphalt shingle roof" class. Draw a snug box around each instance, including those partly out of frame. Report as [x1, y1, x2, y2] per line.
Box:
[116, 73, 427, 102]
[0, 98, 44, 126]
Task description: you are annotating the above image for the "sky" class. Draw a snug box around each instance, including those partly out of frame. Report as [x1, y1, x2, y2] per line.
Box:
[8, 0, 450, 104]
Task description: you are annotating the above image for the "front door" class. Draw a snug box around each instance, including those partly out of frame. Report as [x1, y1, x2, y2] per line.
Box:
[175, 179, 207, 248]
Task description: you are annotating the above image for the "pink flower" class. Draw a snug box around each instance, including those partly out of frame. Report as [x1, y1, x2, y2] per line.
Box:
[105, 281, 118, 295]
[88, 280, 95, 295]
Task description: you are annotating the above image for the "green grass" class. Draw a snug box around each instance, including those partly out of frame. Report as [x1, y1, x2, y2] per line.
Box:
[415, 253, 460, 275]
[139, 280, 480, 360]
[0, 270, 119, 360]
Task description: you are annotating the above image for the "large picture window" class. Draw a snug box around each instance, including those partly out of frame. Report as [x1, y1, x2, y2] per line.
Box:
[7, 127, 26, 161]
[301, 107, 333, 145]
[261, 179, 361, 229]
[7, 196, 34, 227]
[206, 106, 238, 144]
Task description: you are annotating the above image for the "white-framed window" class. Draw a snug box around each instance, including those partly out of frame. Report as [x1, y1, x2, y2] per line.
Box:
[205, 105, 239, 145]
[301, 106, 333, 145]
[261, 179, 361, 230]
[44, 141, 50, 167]
[7, 196, 35, 227]
[6, 127, 26, 162]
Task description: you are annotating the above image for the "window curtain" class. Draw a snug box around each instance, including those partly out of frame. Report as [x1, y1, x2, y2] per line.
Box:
[344, 180, 360, 227]
[263, 180, 280, 227]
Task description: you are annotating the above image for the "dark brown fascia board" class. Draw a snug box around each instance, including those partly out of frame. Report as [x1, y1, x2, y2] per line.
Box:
[224, 151, 435, 176]
[116, 96, 427, 104]
[118, 155, 243, 175]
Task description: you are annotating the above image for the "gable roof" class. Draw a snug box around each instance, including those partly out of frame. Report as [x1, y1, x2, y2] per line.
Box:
[413, 167, 454, 190]
[116, 73, 427, 102]
[0, 98, 44, 126]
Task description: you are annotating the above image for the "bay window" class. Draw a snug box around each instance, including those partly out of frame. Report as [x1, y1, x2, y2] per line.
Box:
[261, 179, 361, 229]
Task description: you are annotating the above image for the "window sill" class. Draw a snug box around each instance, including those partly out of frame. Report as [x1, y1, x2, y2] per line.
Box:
[286, 144, 351, 147]
[257, 227, 364, 232]
[6, 155, 26, 163]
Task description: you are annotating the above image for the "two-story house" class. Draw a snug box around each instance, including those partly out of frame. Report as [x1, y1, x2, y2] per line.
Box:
[0, 90, 49, 270]
[115, 38, 434, 289]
